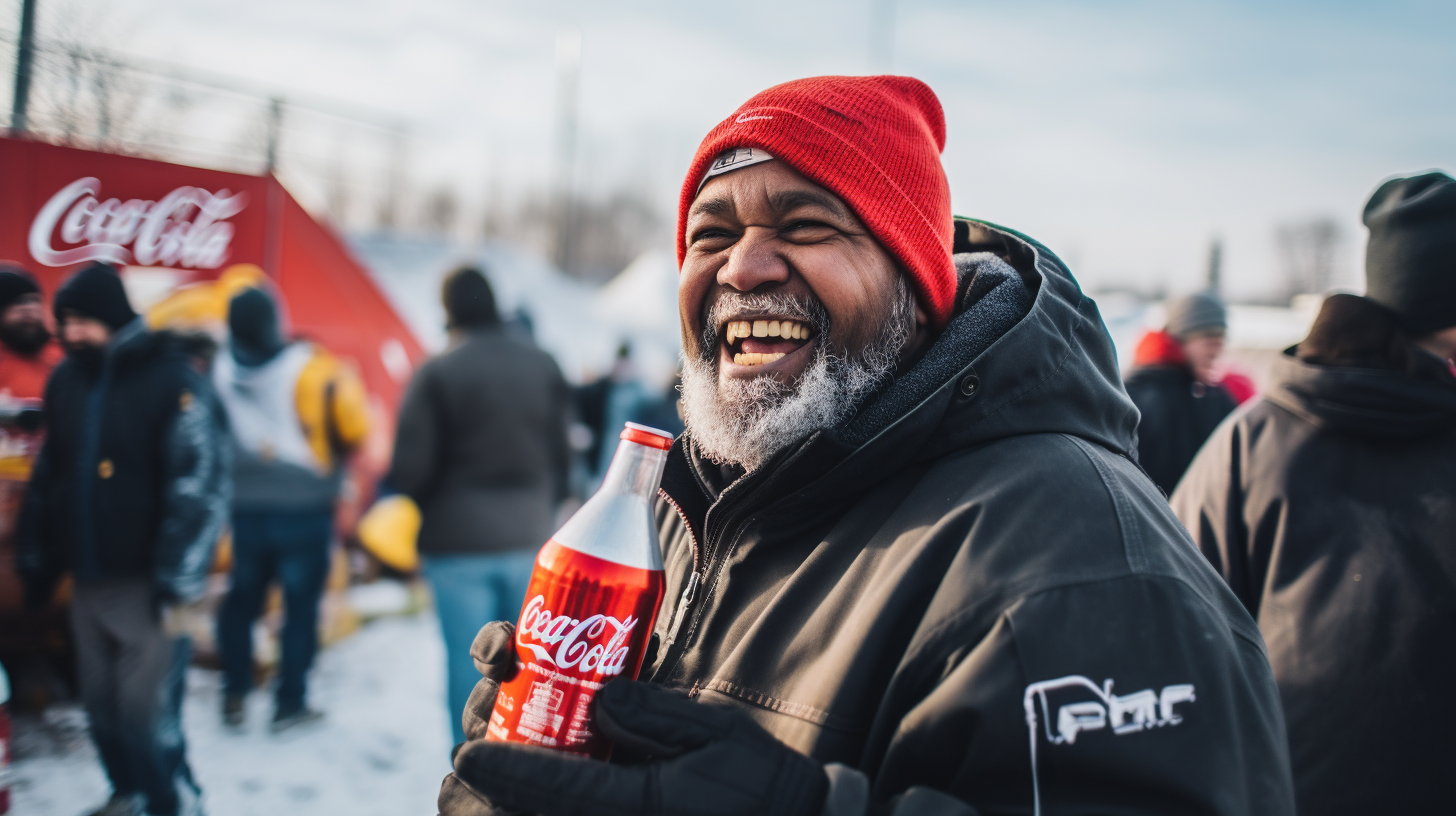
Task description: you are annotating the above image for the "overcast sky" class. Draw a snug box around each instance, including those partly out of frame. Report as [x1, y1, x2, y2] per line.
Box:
[8, 0, 1455, 299]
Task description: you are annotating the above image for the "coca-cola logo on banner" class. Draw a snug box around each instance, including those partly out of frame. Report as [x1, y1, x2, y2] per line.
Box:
[29, 177, 248, 269]
[516, 595, 638, 676]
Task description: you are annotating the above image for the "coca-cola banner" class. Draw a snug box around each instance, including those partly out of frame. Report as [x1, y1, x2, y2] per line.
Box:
[0, 136, 422, 416]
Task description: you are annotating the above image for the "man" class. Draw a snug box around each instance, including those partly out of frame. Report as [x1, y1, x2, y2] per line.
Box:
[1125, 291, 1250, 494]
[386, 267, 568, 748]
[214, 286, 369, 731]
[1172, 171, 1456, 815]
[15, 262, 231, 816]
[0, 263, 63, 400]
[438, 76, 1293, 816]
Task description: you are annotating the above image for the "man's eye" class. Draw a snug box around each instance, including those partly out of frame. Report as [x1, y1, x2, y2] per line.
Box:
[781, 221, 836, 240]
[691, 228, 735, 246]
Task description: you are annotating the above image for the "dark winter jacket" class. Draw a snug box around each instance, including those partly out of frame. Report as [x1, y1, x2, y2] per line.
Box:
[1125, 332, 1239, 495]
[1171, 296, 1456, 816]
[387, 326, 569, 556]
[15, 319, 232, 604]
[645, 219, 1295, 816]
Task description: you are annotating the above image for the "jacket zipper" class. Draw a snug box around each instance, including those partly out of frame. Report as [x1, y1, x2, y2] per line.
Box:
[656, 487, 702, 651]
[655, 470, 773, 681]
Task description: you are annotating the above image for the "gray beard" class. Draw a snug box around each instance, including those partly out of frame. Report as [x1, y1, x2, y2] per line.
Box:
[680, 276, 917, 472]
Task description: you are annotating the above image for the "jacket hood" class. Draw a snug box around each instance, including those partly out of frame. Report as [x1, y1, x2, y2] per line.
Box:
[675, 218, 1139, 510]
[1266, 349, 1456, 440]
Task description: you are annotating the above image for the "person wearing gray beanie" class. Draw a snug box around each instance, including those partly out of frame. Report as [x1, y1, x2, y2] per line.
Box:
[1124, 290, 1243, 494]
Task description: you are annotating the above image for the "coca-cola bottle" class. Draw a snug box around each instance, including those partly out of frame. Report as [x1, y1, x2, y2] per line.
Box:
[485, 422, 672, 759]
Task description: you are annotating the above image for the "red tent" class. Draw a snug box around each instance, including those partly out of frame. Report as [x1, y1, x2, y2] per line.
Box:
[0, 136, 424, 420]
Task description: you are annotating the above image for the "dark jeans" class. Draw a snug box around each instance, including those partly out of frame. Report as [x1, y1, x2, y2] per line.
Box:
[71, 580, 197, 816]
[217, 509, 333, 711]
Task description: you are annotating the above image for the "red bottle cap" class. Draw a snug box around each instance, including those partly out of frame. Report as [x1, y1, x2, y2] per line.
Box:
[620, 422, 674, 451]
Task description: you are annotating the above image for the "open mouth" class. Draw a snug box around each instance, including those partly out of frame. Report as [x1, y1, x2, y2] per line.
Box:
[720, 316, 817, 368]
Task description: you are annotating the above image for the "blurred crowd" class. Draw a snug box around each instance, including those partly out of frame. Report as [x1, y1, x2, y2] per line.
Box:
[0, 253, 683, 816]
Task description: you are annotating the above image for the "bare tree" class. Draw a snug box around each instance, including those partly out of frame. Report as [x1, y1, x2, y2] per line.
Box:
[1275, 217, 1343, 300]
[20, 1, 187, 154]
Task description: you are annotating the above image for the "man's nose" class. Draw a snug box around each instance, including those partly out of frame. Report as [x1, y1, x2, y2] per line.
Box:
[717, 227, 789, 293]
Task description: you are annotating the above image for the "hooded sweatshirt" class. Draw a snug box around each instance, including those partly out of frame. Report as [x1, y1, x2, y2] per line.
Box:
[1172, 294, 1456, 816]
[645, 219, 1294, 815]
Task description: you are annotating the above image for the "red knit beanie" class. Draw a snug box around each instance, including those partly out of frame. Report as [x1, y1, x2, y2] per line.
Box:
[678, 75, 956, 327]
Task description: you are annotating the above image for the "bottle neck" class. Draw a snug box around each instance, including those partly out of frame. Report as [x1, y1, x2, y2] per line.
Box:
[600, 440, 668, 501]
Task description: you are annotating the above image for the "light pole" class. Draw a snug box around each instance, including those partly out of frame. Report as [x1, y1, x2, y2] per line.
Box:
[10, 0, 38, 133]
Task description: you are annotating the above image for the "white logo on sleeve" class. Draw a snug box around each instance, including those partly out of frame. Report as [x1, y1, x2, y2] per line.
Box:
[1022, 675, 1195, 815]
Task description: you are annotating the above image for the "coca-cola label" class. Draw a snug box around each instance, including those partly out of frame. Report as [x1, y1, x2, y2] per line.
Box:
[28, 177, 247, 269]
[516, 595, 638, 676]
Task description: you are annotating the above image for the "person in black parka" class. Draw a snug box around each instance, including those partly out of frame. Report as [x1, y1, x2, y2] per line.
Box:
[1124, 291, 1243, 495]
[15, 262, 231, 816]
[1173, 171, 1456, 816]
[440, 76, 1294, 816]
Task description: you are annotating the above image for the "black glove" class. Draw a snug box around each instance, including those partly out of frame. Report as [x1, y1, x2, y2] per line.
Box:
[451, 678, 828, 816]
[440, 621, 526, 816]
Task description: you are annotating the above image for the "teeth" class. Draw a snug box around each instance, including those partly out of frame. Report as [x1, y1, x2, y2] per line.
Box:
[724, 318, 812, 347]
[732, 352, 786, 366]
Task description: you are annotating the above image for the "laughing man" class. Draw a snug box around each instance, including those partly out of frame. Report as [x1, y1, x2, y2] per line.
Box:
[440, 76, 1294, 816]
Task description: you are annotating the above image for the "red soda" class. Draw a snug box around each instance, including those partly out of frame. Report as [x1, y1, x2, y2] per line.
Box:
[485, 422, 672, 759]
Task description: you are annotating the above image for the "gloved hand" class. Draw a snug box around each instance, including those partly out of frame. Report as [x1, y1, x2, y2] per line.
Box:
[439, 621, 526, 816]
[461, 620, 520, 743]
[451, 678, 828, 816]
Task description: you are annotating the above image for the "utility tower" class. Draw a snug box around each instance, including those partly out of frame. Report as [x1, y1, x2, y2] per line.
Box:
[551, 30, 582, 273]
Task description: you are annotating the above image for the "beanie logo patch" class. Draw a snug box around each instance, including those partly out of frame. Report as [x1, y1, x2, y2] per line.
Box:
[734, 112, 775, 123]
[698, 147, 777, 193]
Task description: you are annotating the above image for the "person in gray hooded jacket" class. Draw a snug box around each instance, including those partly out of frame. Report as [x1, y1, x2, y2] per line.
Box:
[438, 75, 1293, 816]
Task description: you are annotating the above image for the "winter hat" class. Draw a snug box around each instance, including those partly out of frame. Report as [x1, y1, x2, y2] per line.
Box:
[1362, 171, 1456, 333]
[1164, 291, 1227, 339]
[227, 287, 286, 366]
[443, 267, 500, 329]
[679, 75, 956, 327]
[0, 264, 41, 312]
[53, 262, 137, 331]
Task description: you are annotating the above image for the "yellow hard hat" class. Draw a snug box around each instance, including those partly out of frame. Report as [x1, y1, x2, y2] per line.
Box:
[356, 494, 421, 572]
[146, 284, 226, 330]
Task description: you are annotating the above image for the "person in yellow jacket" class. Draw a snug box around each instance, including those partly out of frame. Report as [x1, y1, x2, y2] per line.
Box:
[211, 286, 368, 732]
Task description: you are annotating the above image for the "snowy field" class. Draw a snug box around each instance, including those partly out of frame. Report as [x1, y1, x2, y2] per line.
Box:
[9, 611, 454, 816]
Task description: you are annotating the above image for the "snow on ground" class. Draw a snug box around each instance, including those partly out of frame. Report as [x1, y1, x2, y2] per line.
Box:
[10, 611, 454, 816]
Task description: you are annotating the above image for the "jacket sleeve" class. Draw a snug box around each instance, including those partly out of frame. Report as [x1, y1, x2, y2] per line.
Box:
[831, 576, 1294, 816]
[153, 370, 233, 602]
[14, 435, 60, 608]
[386, 363, 441, 502]
[1169, 419, 1262, 615]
